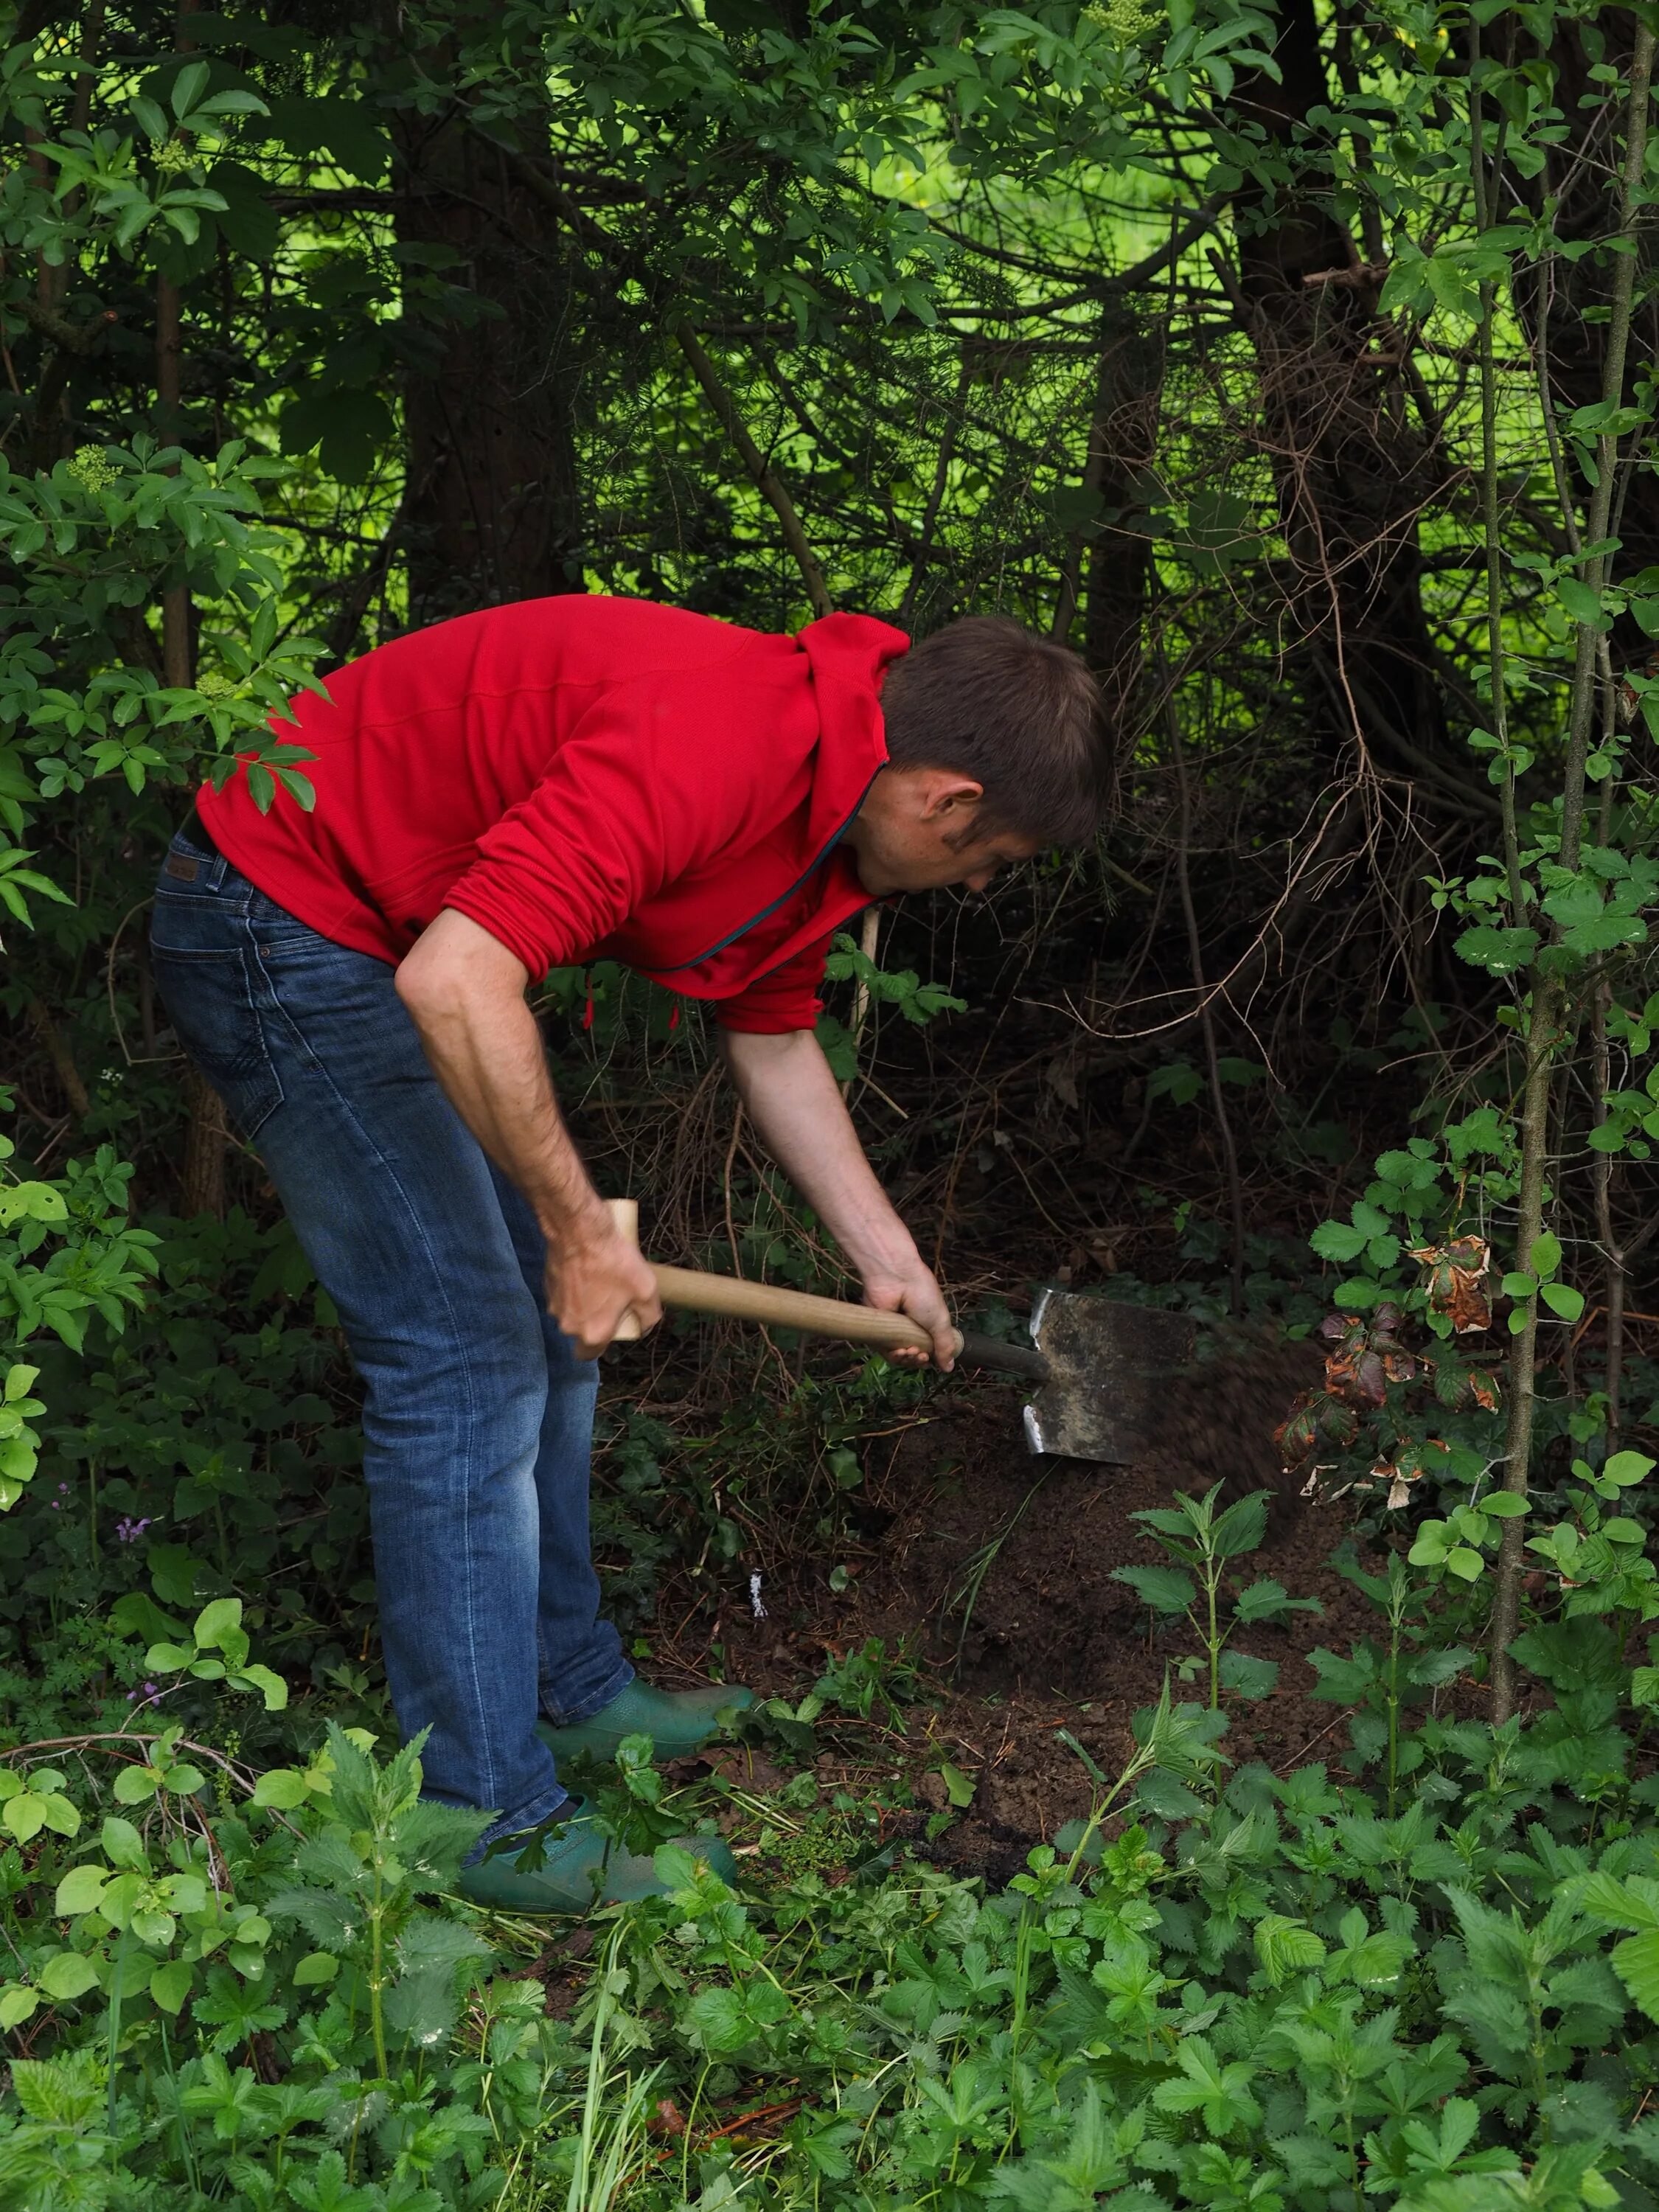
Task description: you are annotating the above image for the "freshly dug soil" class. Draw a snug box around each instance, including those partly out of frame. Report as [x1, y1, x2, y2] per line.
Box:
[688, 1332, 1391, 1885]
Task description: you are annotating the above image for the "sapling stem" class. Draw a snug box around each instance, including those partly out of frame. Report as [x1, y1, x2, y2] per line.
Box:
[1491, 21, 1656, 1725]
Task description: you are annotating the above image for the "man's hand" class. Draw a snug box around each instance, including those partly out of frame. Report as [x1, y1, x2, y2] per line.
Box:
[859, 1256, 958, 1372]
[545, 1220, 664, 1361]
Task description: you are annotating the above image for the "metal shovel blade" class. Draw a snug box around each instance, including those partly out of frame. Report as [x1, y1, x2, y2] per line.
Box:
[1020, 1290, 1196, 1465]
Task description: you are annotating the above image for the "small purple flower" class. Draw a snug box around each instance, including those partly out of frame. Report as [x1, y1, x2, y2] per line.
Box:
[125, 1680, 160, 1706]
[115, 1517, 151, 1544]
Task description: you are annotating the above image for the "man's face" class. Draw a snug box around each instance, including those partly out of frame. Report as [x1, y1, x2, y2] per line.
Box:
[846, 768, 1041, 897]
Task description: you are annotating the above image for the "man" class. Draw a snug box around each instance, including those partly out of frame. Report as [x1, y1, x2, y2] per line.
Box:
[150, 595, 1109, 1913]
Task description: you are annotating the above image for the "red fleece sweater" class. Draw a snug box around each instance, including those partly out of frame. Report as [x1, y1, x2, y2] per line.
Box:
[198, 597, 908, 1032]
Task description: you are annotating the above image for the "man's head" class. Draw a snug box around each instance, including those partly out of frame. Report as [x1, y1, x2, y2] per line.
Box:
[845, 615, 1113, 897]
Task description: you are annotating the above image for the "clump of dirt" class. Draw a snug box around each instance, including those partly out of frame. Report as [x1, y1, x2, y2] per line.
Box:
[709, 1331, 1386, 1886]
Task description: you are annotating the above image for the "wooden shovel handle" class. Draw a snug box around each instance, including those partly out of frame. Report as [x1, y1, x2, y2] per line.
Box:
[646, 1261, 959, 1359]
[604, 1200, 1050, 1378]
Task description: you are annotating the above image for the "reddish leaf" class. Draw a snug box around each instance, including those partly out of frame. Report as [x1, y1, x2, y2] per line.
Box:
[1409, 1237, 1492, 1333]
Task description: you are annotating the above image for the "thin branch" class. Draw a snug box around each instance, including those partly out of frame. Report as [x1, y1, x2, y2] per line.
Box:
[675, 321, 834, 622]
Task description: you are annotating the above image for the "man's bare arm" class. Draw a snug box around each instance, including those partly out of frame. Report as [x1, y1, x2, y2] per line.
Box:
[395, 908, 660, 1356]
[720, 1026, 956, 1368]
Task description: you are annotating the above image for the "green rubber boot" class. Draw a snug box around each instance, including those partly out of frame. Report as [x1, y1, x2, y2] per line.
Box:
[455, 1798, 737, 1915]
[537, 1677, 755, 1766]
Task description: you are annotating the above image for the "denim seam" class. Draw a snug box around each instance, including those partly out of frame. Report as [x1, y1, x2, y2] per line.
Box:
[248, 935, 515, 1818]
[540, 1654, 634, 1730]
[470, 1781, 571, 1863]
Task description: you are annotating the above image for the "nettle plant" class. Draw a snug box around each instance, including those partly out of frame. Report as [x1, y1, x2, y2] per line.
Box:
[1111, 1486, 1321, 1712]
[0, 1717, 569, 2208]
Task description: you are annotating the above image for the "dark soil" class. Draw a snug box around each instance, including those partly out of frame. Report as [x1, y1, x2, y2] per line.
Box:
[678, 1332, 1388, 1887]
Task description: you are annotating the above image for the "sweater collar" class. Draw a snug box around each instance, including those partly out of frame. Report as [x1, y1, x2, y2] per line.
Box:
[796, 612, 909, 853]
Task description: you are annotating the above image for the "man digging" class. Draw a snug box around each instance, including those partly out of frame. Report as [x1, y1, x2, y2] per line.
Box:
[150, 596, 1110, 1913]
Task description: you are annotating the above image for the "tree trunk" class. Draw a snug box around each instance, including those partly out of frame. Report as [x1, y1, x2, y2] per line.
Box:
[178, 1065, 226, 1220]
[1225, 0, 1455, 784]
[393, 97, 587, 623]
[1083, 305, 1165, 740]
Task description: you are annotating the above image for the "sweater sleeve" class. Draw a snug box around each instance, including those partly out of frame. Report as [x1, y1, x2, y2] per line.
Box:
[441, 664, 788, 978]
[713, 932, 832, 1034]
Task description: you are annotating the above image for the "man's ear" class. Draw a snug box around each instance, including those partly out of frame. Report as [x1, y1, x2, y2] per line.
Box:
[917, 771, 984, 821]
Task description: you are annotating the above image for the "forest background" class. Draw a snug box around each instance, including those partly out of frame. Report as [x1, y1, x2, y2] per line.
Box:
[6, 0, 1659, 2206]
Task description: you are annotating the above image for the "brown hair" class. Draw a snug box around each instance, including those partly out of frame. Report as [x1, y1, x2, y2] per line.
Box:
[878, 615, 1113, 847]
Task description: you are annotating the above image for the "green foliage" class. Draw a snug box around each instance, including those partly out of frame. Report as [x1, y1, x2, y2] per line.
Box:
[6, 1, 1659, 2205]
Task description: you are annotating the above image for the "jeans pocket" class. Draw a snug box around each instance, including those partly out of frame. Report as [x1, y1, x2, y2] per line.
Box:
[150, 917, 285, 1141]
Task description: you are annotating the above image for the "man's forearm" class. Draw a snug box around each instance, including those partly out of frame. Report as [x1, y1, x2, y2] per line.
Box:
[719, 1029, 917, 1275]
[395, 911, 605, 1250]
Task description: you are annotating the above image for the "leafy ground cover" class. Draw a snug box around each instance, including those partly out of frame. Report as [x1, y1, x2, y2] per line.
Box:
[4, 1228, 1659, 2211]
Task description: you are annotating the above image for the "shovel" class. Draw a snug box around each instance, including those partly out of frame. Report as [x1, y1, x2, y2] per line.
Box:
[605, 1200, 1194, 1467]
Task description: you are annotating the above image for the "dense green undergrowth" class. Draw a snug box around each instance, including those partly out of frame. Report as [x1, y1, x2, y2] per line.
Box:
[6, 1589, 1659, 2211]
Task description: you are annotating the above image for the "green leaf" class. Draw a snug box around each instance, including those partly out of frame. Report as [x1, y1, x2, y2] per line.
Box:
[1253, 1913, 1326, 1986]
[1529, 1231, 1562, 1279]
[293, 1952, 338, 1987]
[939, 1762, 976, 1809]
[99, 1817, 147, 1871]
[1234, 1578, 1321, 1623]
[1210, 1490, 1270, 1559]
[1612, 1928, 1659, 2022]
[38, 1952, 100, 2002]
[1454, 922, 1540, 975]
[1605, 1450, 1655, 1486]
[53, 1864, 108, 1916]
[1311, 1220, 1368, 1262]
[149, 1960, 194, 2015]
[234, 1663, 289, 1711]
[144, 1641, 192, 1672]
[0, 1985, 40, 2028]
[251, 1767, 308, 1809]
[1218, 1650, 1279, 1699]
[192, 1596, 243, 1652]
[1558, 575, 1610, 627]
[1541, 1281, 1585, 1321]
[1110, 1565, 1195, 1614]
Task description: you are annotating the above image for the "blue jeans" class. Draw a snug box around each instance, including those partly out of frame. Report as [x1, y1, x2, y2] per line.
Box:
[149, 827, 630, 1851]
